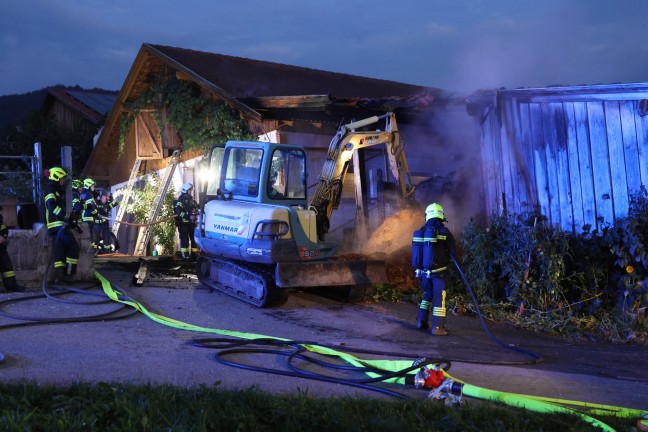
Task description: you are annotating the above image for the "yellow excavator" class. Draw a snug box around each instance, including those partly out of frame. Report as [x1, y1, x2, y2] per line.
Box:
[194, 112, 414, 306]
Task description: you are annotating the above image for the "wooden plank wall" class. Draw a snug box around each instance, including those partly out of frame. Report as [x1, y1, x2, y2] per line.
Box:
[477, 89, 648, 232]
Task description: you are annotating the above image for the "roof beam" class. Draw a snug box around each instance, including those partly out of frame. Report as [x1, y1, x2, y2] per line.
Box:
[239, 95, 331, 110]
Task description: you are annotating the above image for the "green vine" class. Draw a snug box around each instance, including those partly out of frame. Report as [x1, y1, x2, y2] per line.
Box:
[119, 77, 256, 154]
[114, 173, 177, 255]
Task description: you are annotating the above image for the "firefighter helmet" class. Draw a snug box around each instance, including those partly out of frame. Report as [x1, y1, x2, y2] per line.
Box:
[48, 167, 67, 182]
[72, 179, 82, 189]
[425, 203, 445, 221]
[181, 183, 194, 194]
[83, 178, 96, 189]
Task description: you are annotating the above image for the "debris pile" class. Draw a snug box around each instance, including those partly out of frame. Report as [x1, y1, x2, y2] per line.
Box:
[362, 208, 423, 293]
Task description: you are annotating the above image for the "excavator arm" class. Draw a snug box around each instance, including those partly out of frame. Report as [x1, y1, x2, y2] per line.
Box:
[309, 112, 414, 240]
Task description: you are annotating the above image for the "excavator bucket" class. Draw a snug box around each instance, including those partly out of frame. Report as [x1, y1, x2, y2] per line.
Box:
[275, 259, 388, 293]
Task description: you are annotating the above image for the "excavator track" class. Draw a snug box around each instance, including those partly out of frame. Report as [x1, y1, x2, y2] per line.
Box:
[196, 253, 289, 308]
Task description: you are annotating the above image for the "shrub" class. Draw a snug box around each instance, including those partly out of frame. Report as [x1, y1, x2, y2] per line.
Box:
[459, 191, 648, 342]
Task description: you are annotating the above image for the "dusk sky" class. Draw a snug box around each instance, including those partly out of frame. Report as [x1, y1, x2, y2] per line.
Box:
[1, 0, 647, 96]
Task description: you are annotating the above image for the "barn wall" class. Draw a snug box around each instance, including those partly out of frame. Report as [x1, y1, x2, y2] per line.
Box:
[473, 85, 648, 232]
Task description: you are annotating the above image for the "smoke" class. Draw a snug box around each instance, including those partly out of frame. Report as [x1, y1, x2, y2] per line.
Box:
[404, 102, 486, 231]
[351, 100, 486, 258]
[444, 1, 648, 93]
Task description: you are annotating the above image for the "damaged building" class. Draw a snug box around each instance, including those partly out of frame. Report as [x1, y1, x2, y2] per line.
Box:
[83, 43, 482, 253]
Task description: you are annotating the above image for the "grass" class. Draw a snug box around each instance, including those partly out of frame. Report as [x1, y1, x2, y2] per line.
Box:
[0, 381, 633, 431]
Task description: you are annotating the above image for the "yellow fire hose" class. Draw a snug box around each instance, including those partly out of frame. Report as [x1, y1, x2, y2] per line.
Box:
[95, 271, 647, 432]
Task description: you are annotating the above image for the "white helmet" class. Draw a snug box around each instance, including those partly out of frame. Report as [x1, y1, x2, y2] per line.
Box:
[181, 183, 193, 194]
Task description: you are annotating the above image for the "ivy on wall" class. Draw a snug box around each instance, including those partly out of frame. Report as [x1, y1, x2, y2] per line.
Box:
[119, 76, 256, 154]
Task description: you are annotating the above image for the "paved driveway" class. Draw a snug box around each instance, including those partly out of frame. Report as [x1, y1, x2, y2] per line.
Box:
[1, 258, 647, 412]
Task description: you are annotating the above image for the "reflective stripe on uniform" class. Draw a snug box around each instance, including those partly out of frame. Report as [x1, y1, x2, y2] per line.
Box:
[47, 221, 64, 229]
[433, 307, 447, 317]
[2, 270, 16, 278]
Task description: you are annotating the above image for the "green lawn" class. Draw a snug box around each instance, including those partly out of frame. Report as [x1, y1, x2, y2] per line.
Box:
[0, 381, 633, 431]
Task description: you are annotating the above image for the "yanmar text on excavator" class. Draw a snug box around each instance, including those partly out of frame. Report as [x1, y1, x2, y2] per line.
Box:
[194, 113, 414, 307]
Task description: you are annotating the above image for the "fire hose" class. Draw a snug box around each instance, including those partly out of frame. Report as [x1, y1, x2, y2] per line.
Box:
[96, 214, 178, 227]
[89, 271, 647, 432]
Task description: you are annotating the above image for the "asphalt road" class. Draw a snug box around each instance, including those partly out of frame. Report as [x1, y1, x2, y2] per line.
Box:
[1, 258, 647, 412]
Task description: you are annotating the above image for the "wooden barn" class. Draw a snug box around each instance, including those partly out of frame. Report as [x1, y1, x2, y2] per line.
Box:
[42, 87, 117, 132]
[41, 87, 117, 175]
[467, 84, 648, 232]
[83, 43, 454, 185]
[83, 43, 483, 251]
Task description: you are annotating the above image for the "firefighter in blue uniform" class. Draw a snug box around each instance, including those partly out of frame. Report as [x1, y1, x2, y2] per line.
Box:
[173, 183, 198, 260]
[94, 191, 117, 254]
[1, 207, 25, 292]
[412, 203, 456, 335]
[71, 179, 84, 226]
[44, 167, 79, 284]
[80, 178, 99, 252]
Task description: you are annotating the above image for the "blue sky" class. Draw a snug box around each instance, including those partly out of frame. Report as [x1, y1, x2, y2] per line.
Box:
[1, 0, 647, 96]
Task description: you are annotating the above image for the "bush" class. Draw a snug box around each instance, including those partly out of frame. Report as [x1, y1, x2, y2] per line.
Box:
[459, 191, 648, 343]
[115, 172, 177, 255]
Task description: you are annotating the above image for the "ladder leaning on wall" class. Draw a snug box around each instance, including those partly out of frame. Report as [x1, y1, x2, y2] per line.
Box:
[133, 150, 181, 256]
[111, 158, 143, 239]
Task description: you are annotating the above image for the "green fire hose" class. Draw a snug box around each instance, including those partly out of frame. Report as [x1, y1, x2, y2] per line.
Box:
[95, 271, 647, 432]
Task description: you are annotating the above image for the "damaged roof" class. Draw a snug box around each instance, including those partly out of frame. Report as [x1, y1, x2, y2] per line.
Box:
[85, 43, 446, 182]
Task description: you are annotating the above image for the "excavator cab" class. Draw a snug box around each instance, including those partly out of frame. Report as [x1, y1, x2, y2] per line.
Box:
[202, 142, 308, 205]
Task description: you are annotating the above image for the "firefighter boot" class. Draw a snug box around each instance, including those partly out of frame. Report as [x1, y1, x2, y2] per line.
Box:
[431, 326, 449, 336]
[416, 308, 430, 330]
[431, 310, 449, 336]
[64, 263, 77, 284]
[53, 266, 67, 284]
[2, 276, 25, 292]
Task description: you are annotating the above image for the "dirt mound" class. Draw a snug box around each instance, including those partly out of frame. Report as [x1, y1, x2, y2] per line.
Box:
[362, 208, 423, 258]
[354, 208, 424, 293]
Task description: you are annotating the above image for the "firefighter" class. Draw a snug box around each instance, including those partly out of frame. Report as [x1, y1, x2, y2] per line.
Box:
[0, 207, 25, 292]
[44, 167, 79, 284]
[71, 179, 83, 226]
[94, 191, 117, 254]
[173, 183, 199, 260]
[80, 178, 99, 252]
[412, 203, 456, 335]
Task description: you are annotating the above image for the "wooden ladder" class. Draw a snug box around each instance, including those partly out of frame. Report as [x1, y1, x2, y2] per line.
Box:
[111, 158, 142, 238]
[133, 150, 181, 256]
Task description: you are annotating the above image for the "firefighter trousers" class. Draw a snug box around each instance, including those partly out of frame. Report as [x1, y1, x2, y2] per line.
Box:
[50, 228, 79, 279]
[417, 273, 447, 329]
[0, 244, 18, 291]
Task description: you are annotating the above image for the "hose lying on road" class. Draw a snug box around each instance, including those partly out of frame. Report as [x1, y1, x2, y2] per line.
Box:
[451, 256, 543, 364]
[92, 271, 648, 432]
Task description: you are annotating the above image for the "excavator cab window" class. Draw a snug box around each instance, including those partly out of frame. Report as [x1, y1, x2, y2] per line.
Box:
[222, 147, 263, 198]
[205, 146, 225, 199]
[267, 148, 306, 200]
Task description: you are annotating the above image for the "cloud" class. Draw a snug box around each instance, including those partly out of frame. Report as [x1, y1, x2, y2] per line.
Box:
[424, 22, 456, 36]
[3, 0, 648, 96]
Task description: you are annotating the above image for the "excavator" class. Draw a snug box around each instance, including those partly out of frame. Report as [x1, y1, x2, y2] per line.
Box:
[194, 112, 414, 307]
